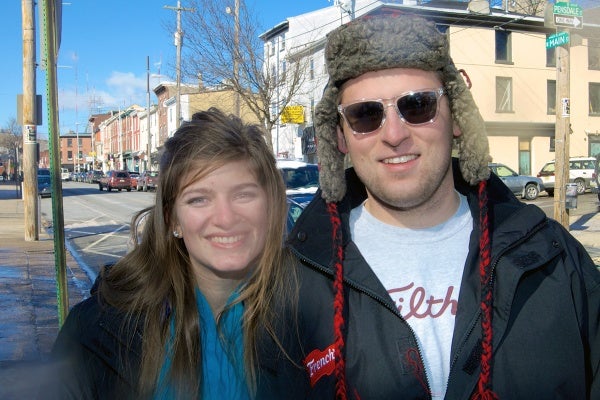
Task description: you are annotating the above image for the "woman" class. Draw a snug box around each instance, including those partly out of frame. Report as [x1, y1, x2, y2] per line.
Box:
[49, 108, 293, 399]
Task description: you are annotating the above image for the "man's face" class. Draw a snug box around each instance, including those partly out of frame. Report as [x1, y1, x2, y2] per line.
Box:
[337, 68, 461, 228]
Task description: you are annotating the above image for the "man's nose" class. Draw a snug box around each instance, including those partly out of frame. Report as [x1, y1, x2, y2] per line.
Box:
[379, 103, 411, 146]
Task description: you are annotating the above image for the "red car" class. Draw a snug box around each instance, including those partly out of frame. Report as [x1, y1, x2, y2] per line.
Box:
[99, 170, 132, 192]
[129, 172, 140, 190]
[136, 170, 159, 192]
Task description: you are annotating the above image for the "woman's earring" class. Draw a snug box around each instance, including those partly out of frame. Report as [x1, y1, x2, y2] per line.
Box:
[173, 230, 180, 238]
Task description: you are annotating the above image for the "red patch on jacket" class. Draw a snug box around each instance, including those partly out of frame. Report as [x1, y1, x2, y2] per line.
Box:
[304, 344, 337, 387]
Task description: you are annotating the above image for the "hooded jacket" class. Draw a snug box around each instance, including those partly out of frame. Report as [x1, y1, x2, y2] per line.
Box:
[257, 161, 600, 399]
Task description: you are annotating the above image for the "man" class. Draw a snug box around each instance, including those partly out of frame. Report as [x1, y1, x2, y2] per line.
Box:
[257, 15, 600, 400]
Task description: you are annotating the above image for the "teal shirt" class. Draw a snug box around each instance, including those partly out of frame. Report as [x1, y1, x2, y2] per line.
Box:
[155, 289, 249, 399]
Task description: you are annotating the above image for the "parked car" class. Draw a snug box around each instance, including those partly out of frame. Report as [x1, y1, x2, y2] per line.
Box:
[129, 172, 140, 190]
[99, 170, 132, 192]
[489, 163, 544, 200]
[286, 192, 314, 233]
[137, 170, 160, 191]
[60, 168, 70, 181]
[277, 160, 319, 232]
[88, 170, 103, 184]
[537, 156, 597, 196]
[277, 160, 319, 194]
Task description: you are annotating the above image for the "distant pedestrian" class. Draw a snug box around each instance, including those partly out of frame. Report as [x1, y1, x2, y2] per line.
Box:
[46, 108, 292, 398]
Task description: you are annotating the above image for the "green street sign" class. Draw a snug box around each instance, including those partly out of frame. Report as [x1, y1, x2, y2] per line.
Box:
[546, 31, 570, 49]
[553, 2, 583, 17]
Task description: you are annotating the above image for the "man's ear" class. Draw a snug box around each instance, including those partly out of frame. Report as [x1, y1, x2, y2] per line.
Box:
[337, 126, 349, 154]
[452, 121, 462, 139]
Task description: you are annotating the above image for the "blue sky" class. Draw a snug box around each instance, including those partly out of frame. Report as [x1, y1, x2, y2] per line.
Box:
[2, 0, 598, 138]
[0, 0, 333, 137]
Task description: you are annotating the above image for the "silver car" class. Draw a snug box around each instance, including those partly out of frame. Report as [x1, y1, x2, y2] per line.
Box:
[489, 163, 544, 200]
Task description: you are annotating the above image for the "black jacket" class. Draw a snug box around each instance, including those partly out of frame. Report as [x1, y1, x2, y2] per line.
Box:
[45, 286, 143, 399]
[257, 163, 600, 399]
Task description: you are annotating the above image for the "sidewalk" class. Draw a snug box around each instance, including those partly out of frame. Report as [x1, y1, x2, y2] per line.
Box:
[0, 182, 92, 399]
[0, 182, 598, 398]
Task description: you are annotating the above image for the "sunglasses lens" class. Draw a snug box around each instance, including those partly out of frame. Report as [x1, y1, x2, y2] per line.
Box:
[397, 91, 438, 125]
[344, 101, 385, 133]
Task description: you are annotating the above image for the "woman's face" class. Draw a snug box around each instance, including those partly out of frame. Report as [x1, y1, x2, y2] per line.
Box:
[172, 159, 269, 282]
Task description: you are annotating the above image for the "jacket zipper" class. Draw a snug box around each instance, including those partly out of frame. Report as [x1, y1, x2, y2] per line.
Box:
[289, 247, 433, 398]
[445, 218, 549, 392]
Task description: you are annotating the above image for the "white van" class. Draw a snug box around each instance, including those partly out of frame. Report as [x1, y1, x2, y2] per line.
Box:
[60, 168, 70, 181]
[537, 157, 597, 195]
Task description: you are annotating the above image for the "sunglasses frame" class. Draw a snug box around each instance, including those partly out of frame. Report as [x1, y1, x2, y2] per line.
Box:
[337, 87, 446, 135]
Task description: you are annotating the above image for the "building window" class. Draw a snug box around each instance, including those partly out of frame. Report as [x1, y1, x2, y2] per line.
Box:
[547, 80, 556, 114]
[495, 30, 512, 63]
[496, 77, 513, 113]
[270, 39, 275, 56]
[280, 34, 285, 51]
[589, 39, 600, 70]
[67, 150, 73, 160]
[281, 60, 286, 76]
[546, 36, 556, 67]
[309, 58, 314, 80]
[590, 82, 600, 116]
[67, 138, 72, 147]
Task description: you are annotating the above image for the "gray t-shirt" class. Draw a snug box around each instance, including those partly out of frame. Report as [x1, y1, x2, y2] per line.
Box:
[349, 193, 472, 399]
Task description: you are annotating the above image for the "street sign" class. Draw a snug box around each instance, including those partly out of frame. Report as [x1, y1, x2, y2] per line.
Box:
[281, 105, 305, 124]
[554, 15, 583, 29]
[546, 31, 570, 49]
[553, 2, 583, 29]
[553, 2, 583, 17]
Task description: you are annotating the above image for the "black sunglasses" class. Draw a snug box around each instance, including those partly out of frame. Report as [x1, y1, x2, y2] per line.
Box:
[337, 88, 446, 135]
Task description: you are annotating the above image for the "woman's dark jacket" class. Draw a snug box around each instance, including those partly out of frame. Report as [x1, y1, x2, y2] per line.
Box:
[45, 284, 143, 399]
[257, 162, 600, 399]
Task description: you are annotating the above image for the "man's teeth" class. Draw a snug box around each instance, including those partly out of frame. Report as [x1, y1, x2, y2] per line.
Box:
[383, 155, 417, 164]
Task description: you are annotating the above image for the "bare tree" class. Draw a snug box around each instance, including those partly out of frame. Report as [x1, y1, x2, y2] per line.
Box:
[0, 117, 23, 177]
[179, 0, 308, 149]
[505, 0, 547, 16]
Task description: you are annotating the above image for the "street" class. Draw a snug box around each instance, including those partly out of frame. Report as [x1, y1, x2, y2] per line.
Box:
[40, 180, 155, 278]
[40, 182, 599, 280]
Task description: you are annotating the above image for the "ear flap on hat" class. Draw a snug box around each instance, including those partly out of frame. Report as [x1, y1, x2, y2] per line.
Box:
[443, 64, 491, 185]
[315, 83, 347, 202]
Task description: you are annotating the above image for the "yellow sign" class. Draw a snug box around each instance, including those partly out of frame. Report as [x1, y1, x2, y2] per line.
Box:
[281, 105, 305, 124]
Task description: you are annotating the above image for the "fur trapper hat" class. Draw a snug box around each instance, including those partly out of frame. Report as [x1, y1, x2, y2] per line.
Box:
[315, 14, 491, 202]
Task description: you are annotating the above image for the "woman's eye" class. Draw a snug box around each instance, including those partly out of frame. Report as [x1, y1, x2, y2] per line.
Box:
[235, 191, 257, 201]
[187, 196, 207, 205]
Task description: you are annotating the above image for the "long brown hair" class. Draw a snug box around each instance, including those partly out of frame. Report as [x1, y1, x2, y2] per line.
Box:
[99, 107, 293, 397]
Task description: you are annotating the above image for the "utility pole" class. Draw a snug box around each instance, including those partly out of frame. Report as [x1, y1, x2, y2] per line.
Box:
[146, 56, 152, 172]
[553, 32, 570, 229]
[22, 0, 39, 241]
[164, 1, 194, 130]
